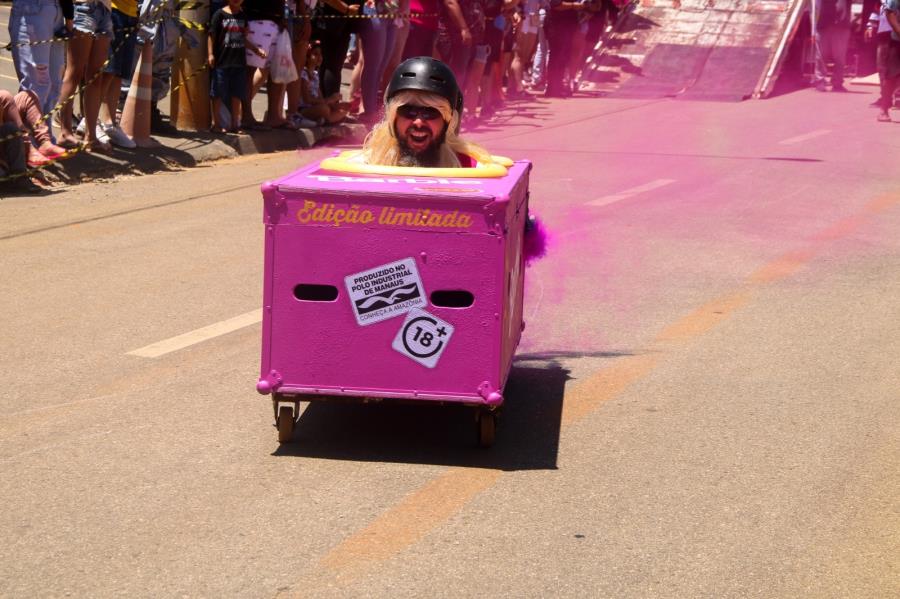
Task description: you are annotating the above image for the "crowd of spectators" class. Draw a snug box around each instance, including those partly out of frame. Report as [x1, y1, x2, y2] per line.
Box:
[1, 0, 626, 184]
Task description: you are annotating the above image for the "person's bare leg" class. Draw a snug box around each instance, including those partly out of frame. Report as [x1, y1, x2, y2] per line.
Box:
[243, 67, 260, 124]
[99, 72, 113, 124]
[211, 97, 225, 130]
[567, 26, 586, 90]
[510, 32, 536, 94]
[264, 80, 287, 126]
[58, 33, 91, 145]
[229, 96, 242, 132]
[464, 58, 487, 118]
[82, 35, 110, 147]
[251, 67, 269, 97]
[349, 40, 363, 112]
[287, 22, 310, 116]
[99, 73, 123, 126]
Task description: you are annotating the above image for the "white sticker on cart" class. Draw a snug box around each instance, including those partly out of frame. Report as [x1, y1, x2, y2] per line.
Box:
[391, 308, 455, 369]
[345, 257, 427, 326]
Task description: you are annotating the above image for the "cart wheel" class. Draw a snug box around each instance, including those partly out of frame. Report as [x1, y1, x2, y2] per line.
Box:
[477, 411, 496, 448]
[277, 405, 295, 443]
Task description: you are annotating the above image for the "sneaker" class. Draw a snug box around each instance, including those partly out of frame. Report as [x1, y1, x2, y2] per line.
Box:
[94, 123, 110, 144]
[102, 124, 136, 149]
[877, 110, 891, 122]
[832, 83, 848, 92]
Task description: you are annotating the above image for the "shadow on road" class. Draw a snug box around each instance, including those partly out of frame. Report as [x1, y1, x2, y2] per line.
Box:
[272, 359, 571, 471]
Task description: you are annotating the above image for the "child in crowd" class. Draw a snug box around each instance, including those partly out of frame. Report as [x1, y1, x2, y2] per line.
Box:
[299, 41, 348, 124]
[208, 0, 267, 133]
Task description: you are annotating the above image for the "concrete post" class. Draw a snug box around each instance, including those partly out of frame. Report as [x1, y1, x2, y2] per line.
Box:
[172, 1, 210, 131]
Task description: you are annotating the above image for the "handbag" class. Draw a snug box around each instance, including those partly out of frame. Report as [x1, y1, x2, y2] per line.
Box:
[270, 29, 299, 84]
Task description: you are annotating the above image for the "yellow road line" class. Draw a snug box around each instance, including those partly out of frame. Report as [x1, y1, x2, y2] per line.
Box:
[287, 191, 900, 592]
[0, 55, 13, 63]
[1, 73, 18, 81]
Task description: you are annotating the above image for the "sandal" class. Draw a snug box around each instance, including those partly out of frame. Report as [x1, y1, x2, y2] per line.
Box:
[39, 143, 71, 161]
[84, 139, 112, 154]
[57, 136, 81, 149]
[27, 148, 52, 168]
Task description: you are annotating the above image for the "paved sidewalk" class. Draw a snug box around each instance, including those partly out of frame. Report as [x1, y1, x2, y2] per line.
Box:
[9, 122, 367, 189]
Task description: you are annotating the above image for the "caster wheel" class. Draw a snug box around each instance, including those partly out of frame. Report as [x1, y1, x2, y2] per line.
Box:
[477, 411, 496, 448]
[277, 405, 295, 443]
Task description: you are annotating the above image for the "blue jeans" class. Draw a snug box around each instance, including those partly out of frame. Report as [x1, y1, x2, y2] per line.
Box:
[104, 8, 139, 79]
[531, 12, 548, 85]
[8, 0, 66, 122]
[357, 17, 397, 118]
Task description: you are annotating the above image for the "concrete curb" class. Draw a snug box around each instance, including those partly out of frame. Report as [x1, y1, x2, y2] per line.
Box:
[26, 122, 368, 186]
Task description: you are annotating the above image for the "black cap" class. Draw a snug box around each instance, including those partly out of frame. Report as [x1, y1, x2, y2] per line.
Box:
[384, 57, 464, 116]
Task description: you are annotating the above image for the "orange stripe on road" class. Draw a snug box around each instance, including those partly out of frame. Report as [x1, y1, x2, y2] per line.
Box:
[561, 353, 660, 426]
[655, 292, 750, 343]
[809, 215, 865, 243]
[748, 249, 816, 283]
[864, 193, 900, 215]
[317, 468, 499, 572]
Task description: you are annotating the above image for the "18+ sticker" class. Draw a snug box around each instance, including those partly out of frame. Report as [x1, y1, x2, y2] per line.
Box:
[391, 308, 454, 368]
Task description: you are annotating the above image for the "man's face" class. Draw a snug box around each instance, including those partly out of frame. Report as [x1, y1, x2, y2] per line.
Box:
[394, 103, 448, 167]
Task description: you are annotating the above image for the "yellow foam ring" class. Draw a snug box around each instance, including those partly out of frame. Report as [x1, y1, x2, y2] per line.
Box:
[319, 150, 512, 178]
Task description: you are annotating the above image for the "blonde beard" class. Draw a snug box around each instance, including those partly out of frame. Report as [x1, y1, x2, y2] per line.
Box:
[360, 90, 496, 168]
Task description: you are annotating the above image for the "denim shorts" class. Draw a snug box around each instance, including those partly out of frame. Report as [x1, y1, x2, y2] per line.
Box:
[73, 1, 114, 36]
[104, 8, 139, 79]
[210, 66, 247, 100]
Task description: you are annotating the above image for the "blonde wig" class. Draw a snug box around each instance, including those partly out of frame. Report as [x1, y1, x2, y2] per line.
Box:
[360, 90, 495, 168]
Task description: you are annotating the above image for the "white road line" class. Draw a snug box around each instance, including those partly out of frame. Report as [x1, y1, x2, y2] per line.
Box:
[127, 309, 262, 358]
[588, 178, 676, 207]
[778, 129, 831, 145]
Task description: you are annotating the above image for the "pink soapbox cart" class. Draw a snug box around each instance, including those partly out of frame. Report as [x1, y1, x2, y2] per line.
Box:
[257, 154, 532, 447]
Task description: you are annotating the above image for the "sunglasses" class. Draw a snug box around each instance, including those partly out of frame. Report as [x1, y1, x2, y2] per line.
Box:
[397, 104, 444, 121]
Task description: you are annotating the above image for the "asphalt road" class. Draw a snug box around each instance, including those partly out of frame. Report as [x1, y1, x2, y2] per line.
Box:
[1, 83, 899, 597]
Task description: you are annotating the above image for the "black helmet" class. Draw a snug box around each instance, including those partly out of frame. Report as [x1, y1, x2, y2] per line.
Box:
[385, 57, 464, 115]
